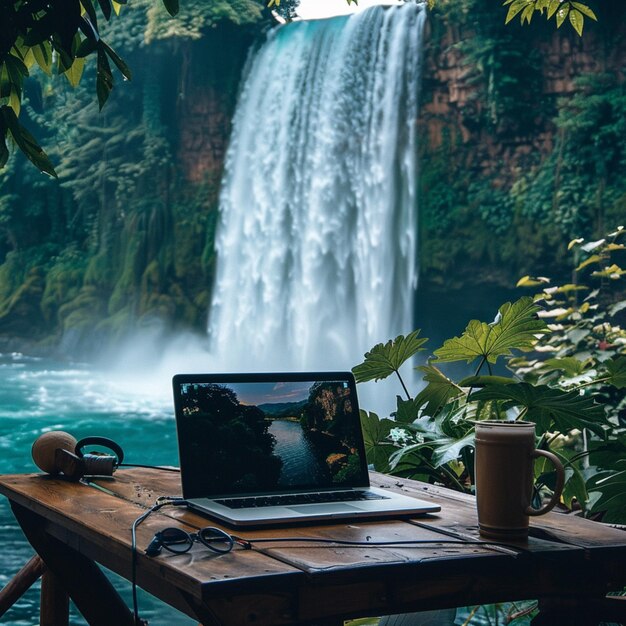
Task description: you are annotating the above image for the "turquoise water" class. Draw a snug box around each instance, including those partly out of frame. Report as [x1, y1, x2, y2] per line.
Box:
[0, 352, 195, 625]
[0, 353, 544, 626]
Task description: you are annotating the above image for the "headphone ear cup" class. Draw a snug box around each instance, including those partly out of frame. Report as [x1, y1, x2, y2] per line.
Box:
[74, 436, 124, 475]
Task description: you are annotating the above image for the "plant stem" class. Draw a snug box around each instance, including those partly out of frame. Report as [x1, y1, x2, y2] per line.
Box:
[394, 369, 412, 401]
[474, 355, 488, 377]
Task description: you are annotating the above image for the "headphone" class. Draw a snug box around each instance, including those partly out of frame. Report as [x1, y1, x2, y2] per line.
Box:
[32, 431, 125, 481]
[75, 436, 125, 477]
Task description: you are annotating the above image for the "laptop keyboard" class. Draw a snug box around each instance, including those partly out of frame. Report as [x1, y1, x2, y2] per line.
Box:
[215, 490, 390, 509]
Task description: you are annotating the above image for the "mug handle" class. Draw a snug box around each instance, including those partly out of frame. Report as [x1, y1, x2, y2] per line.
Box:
[525, 449, 565, 516]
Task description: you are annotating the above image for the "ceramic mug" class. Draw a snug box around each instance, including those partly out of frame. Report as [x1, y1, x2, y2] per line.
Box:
[474, 420, 565, 540]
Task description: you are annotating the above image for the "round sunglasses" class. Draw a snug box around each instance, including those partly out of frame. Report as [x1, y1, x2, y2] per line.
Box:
[145, 526, 234, 556]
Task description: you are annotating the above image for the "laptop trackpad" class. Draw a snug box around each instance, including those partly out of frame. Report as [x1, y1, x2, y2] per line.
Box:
[288, 503, 360, 514]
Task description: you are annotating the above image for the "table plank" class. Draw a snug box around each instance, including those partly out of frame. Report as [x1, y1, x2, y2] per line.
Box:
[3, 469, 626, 626]
[0, 474, 304, 600]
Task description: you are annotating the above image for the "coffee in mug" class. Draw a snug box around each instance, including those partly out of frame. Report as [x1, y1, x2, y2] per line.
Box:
[474, 420, 565, 540]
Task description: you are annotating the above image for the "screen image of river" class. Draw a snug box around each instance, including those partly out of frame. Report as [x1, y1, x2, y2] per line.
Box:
[176, 380, 364, 497]
[269, 419, 329, 486]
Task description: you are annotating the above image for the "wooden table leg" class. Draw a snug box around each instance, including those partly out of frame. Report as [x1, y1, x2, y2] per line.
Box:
[0, 554, 47, 618]
[41, 570, 70, 626]
[11, 502, 135, 626]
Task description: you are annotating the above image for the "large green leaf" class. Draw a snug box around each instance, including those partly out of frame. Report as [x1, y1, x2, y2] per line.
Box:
[394, 396, 420, 424]
[359, 410, 395, 472]
[433, 297, 547, 365]
[470, 382, 607, 436]
[587, 460, 626, 524]
[414, 365, 464, 417]
[605, 357, 626, 389]
[553, 449, 588, 510]
[352, 330, 427, 383]
[430, 430, 475, 467]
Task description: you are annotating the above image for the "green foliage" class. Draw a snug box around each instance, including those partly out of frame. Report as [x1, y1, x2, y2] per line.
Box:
[144, 0, 265, 43]
[352, 331, 428, 384]
[0, 6, 254, 348]
[433, 297, 547, 366]
[354, 230, 625, 522]
[503, 0, 597, 36]
[0, 0, 180, 175]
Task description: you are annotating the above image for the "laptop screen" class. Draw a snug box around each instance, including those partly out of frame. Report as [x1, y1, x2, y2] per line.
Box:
[173, 372, 370, 499]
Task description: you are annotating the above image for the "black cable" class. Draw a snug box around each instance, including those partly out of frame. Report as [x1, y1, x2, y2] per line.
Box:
[119, 463, 180, 472]
[231, 535, 523, 554]
[130, 498, 188, 625]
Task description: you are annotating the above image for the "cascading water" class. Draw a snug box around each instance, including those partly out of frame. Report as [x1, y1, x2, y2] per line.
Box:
[209, 4, 426, 376]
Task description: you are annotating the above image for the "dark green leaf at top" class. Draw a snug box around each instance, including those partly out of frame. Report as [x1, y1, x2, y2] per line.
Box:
[470, 382, 607, 436]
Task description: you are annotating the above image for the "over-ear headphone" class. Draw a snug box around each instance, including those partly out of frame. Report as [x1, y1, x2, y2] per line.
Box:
[32, 431, 125, 481]
[75, 436, 125, 477]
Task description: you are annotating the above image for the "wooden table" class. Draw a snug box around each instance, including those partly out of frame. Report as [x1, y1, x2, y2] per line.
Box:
[1, 469, 625, 625]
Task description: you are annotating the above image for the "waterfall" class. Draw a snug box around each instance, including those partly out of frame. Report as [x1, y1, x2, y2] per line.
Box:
[208, 4, 426, 376]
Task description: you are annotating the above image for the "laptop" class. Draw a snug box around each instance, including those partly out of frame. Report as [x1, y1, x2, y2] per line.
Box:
[172, 372, 441, 527]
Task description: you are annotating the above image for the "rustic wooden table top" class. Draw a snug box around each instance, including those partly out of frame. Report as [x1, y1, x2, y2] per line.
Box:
[1, 469, 625, 625]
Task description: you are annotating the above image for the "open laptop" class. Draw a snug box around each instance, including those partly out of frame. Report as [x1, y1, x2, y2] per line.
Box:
[172, 372, 440, 527]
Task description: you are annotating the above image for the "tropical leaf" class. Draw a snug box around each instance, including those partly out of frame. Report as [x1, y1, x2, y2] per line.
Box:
[162, 0, 180, 16]
[571, 1, 596, 19]
[100, 40, 132, 80]
[505, 0, 531, 24]
[32, 43, 52, 74]
[394, 396, 421, 424]
[352, 330, 428, 383]
[360, 410, 395, 472]
[63, 57, 85, 88]
[96, 47, 113, 110]
[458, 375, 516, 387]
[517, 275, 550, 287]
[575, 254, 602, 271]
[0, 122, 8, 169]
[568, 8, 584, 36]
[605, 357, 626, 389]
[1, 106, 56, 177]
[587, 460, 626, 524]
[547, 0, 561, 18]
[470, 383, 607, 436]
[555, 4, 570, 28]
[541, 357, 587, 377]
[433, 297, 547, 365]
[430, 431, 475, 467]
[413, 365, 464, 417]
[609, 300, 626, 317]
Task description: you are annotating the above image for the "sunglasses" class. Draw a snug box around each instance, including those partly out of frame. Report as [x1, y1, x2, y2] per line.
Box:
[145, 526, 234, 556]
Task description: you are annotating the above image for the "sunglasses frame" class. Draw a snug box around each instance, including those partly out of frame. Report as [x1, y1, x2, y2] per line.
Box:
[147, 526, 234, 556]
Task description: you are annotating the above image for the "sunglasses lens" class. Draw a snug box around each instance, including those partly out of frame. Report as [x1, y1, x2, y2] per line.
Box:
[199, 527, 234, 553]
[160, 527, 192, 554]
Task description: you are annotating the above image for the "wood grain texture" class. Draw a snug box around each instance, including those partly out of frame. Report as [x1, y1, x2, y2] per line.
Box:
[2, 469, 626, 626]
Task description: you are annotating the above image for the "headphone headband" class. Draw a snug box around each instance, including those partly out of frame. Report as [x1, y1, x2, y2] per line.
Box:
[75, 436, 124, 466]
